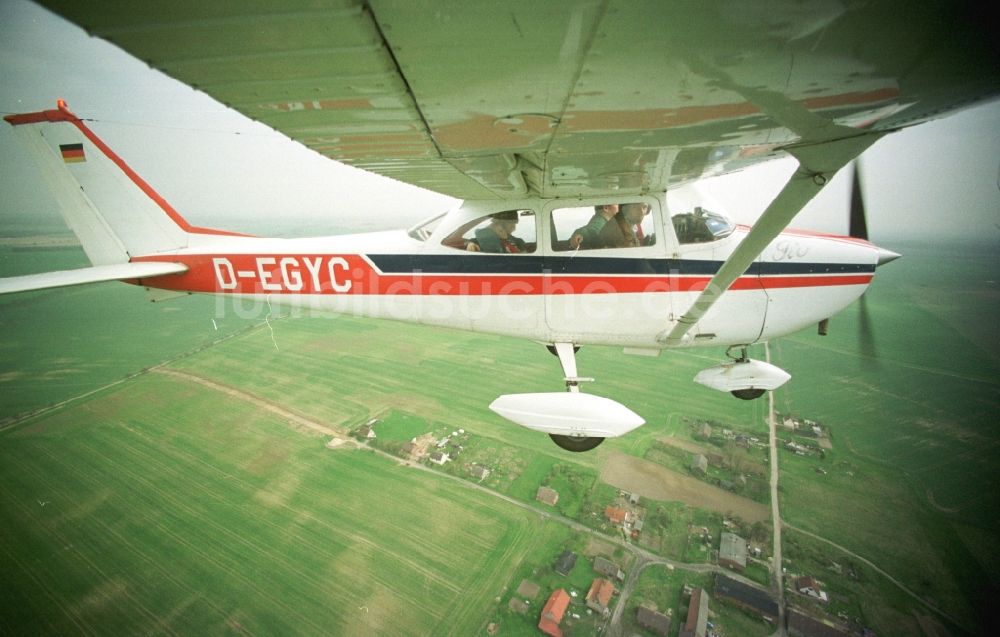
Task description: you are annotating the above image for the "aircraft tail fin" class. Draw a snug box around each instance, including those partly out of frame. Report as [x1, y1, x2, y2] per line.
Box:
[4, 100, 242, 267]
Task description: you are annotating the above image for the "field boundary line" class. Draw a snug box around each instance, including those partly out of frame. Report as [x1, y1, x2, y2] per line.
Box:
[0, 321, 272, 433]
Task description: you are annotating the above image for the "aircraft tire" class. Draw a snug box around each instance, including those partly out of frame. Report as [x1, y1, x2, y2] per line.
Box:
[730, 388, 766, 400]
[549, 434, 605, 452]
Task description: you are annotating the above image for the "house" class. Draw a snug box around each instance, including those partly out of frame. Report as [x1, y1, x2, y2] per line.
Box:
[714, 574, 778, 622]
[469, 464, 490, 480]
[605, 506, 627, 525]
[679, 587, 710, 637]
[401, 440, 419, 457]
[553, 550, 577, 576]
[355, 423, 376, 439]
[636, 603, 671, 636]
[629, 492, 640, 505]
[794, 576, 829, 603]
[787, 607, 851, 637]
[697, 422, 712, 439]
[429, 451, 449, 465]
[585, 578, 615, 615]
[537, 486, 559, 506]
[690, 454, 708, 474]
[593, 557, 625, 581]
[719, 531, 747, 571]
[538, 588, 571, 637]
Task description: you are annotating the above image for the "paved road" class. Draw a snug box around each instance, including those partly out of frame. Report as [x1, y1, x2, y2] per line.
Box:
[766, 343, 787, 636]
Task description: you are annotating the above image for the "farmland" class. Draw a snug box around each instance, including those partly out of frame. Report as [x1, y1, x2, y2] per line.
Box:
[1, 239, 998, 635]
[0, 371, 539, 635]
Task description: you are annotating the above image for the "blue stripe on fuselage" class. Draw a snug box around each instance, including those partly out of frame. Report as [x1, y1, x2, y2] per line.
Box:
[367, 254, 874, 276]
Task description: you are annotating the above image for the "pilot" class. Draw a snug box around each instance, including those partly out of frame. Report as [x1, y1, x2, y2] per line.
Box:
[591, 202, 652, 249]
[569, 203, 619, 250]
[466, 211, 527, 253]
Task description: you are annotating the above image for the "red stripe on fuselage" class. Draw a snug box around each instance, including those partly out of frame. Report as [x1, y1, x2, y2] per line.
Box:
[132, 254, 872, 295]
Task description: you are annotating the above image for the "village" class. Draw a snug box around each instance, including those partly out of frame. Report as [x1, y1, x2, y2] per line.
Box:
[351, 413, 877, 637]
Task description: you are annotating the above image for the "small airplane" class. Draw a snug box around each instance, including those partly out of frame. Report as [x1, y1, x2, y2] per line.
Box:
[2, 2, 996, 451]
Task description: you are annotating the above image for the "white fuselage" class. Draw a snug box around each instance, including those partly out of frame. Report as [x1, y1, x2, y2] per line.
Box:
[133, 196, 880, 350]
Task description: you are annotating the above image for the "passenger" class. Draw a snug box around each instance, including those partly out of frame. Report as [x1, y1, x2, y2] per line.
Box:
[466, 211, 527, 253]
[569, 203, 619, 250]
[598, 202, 652, 248]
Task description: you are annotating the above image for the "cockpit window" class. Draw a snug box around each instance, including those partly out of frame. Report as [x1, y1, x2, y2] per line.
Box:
[671, 207, 734, 244]
[551, 203, 655, 251]
[440, 210, 536, 253]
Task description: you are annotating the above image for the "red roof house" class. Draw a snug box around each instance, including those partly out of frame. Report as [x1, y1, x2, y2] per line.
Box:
[604, 506, 627, 525]
[538, 588, 571, 637]
[586, 578, 616, 614]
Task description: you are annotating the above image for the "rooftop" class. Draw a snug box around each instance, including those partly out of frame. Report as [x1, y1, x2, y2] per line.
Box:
[715, 574, 778, 619]
[586, 578, 615, 607]
[538, 588, 571, 637]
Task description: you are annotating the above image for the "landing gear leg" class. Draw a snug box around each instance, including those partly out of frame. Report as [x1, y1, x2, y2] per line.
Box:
[552, 342, 591, 393]
[549, 342, 604, 451]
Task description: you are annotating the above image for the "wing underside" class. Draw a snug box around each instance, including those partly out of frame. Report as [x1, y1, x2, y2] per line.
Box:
[37, 1, 1000, 200]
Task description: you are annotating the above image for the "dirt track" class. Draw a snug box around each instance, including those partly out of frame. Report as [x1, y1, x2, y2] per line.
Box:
[153, 368, 350, 442]
[599, 451, 769, 523]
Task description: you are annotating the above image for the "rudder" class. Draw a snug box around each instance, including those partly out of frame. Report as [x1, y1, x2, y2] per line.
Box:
[4, 101, 199, 264]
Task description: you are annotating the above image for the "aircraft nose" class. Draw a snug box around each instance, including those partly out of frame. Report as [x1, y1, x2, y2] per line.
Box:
[875, 246, 901, 267]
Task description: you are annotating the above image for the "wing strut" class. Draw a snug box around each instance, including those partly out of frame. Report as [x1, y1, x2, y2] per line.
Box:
[659, 132, 885, 345]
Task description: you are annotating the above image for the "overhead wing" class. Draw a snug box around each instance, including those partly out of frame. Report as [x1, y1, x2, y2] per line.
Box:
[38, 1, 999, 200]
[0, 262, 187, 295]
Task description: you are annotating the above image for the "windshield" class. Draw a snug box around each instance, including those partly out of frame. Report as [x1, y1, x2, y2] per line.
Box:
[671, 207, 734, 244]
[407, 213, 446, 241]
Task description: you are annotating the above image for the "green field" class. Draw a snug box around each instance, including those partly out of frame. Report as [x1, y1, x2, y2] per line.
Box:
[0, 246, 256, 419]
[0, 373, 539, 635]
[770, 241, 999, 634]
[1, 239, 998, 635]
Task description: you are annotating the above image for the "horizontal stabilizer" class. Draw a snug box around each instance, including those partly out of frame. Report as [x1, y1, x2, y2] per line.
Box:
[0, 261, 187, 295]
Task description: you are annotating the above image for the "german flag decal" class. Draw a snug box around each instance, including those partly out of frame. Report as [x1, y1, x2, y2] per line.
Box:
[59, 143, 85, 163]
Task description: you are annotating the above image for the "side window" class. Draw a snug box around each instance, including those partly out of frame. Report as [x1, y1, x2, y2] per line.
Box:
[671, 207, 735, 244]
[440, 210, 536, 253]
[551, 203, 655, 251]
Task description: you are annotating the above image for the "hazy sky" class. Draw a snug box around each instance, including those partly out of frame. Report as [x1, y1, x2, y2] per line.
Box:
[1, 0, 997, 243]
